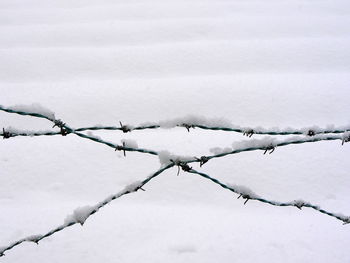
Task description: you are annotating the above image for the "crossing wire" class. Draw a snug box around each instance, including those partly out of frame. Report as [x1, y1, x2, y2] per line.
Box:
[0, 104, 349, 257]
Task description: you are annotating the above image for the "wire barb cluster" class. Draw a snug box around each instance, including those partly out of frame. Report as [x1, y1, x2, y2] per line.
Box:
[195, 156, 210, 167]
[342, 134, 350, 145]
[237, 193, 251, 205]
[263, 144, 275, 154]
[119, 121, 131, 133]
[115, 142, 127, 156]
[307, 130, 316, 137]
[179, 123, 196, 132]
[52, 119, 69, 136]
[243, 129, 254, 137]
[0, 104, 349, 258]
[170, 159, 193, 175]
[2, 128, 12, 139]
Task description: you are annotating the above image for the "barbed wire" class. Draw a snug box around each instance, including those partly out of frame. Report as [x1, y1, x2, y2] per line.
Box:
[0, 164, 174, 257]
[186, 169, 350, 224]
[0, 104, 349, 257]
[2, 125, 346, 163]
[1, 105, 350, 137]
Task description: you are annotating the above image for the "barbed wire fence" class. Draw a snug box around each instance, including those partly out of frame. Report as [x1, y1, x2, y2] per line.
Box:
[0, 104, 349, 257]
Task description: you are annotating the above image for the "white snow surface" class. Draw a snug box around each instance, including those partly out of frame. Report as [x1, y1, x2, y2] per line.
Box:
[4, 126, 53, 136]
[86, 131, 102, 140]
[5, 103, 55, 120]
[228, 184, 259, 199]
[1, 0, 350, 262]
[121, 180, 143, 193]
[65, 206, 95, 226]
[158, 115, 232, 129]
[121, 139, 138, 149]
[157, 150, 193, 166]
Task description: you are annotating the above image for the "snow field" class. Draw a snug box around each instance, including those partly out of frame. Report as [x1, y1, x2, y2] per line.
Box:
[1, 0, 350, 262]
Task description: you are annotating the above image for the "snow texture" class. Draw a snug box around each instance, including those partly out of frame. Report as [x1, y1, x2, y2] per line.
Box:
[122, 181, 143, 193]
[342, 131, 350, 142]
[7, 103, 55, 120]
[121, 139, 138, 148]
[232, 137, 277, 150]
[154, 116, 350, 134]
[157, 150, 192, 166]
[86, 131, 102, 140]
[228, 184, 259, 199]
[4, 126, 53, 137]
[92, 181, 144, 210]
[64, 206, 95, 226]
[158, 115, 232, 129]
[25, 235, 42, 243]
[209, 147, 233, 155]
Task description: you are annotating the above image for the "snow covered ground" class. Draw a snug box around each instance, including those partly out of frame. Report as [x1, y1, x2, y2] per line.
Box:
[1, 0, 350, 262]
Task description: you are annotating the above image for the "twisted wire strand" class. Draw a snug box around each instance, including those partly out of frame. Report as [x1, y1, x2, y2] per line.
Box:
[186, 169, 350, 224]
[0, 106, 54, 122]
[190, 124, 350, 136]
[1, 105, 350, 136]
[2, 131, 61, 137]
[203, 135, 343, 162]
[75, 125, 160, 132]
[165, 134, 345, 168]
[0, 163, 174, 257]
[2, 126, 349, 139]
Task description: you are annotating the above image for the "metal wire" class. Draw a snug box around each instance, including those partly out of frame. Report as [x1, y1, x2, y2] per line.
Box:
[0, 104, 349, 257]
[186, 169, 350, 224]
[0, 164, 174, 257]
[2, 105, 350, 137]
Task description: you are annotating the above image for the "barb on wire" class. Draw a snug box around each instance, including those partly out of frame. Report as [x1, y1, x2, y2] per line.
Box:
[170, 159, 193, 175]
[115, 142, 126, 157]
[119, 122, 131, 133]
[342, 132, 350, 145]
[2, 128, 12, 139]
[195, 156, 210, 167]
[202, 134, 344, 163]
[243, 129, 254, 137]
[263, 144, 275, 155]
[52, 119, 65, 129]
[293, 200, 306, 210]
[179, 123, 196, 132]
[307, 130, 316, 137]
[75, 124, 161, 132]
[73, 130, 158, 156]
[237, 193, 250, 205]
[185, 169, 350, 224]
[52, 119, 70, 136]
